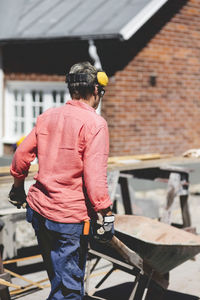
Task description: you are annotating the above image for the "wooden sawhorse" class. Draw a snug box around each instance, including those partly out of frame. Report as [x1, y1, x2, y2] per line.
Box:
[118, 165, 192, 229]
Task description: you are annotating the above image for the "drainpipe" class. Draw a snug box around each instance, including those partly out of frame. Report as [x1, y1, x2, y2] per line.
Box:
[0, 47, 4, 156]
[88, 40, 102, 115]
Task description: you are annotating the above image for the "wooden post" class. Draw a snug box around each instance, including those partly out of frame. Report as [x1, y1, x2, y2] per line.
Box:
[0, 253, 11, 300]
[180, 194, 191, 228]
[161, 173, 181, 224]
[119, 176, 133, 215]
[0, 220, 11, 300]
[179, 172, 191, 228]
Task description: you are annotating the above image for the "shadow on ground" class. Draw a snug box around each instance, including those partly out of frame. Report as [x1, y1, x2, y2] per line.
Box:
[84, 282, 199, 300]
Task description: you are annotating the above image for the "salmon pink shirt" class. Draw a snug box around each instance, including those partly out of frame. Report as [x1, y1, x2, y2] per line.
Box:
[10, 100, 112, 223]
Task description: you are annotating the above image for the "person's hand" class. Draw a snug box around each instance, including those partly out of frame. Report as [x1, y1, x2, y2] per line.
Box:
[92, 214, 115, 243]
[8, 185, 27, 209]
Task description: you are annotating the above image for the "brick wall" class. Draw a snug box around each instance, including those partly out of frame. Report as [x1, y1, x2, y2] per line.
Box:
[101, 0, 200, 156]
[4, 73, 65, 82]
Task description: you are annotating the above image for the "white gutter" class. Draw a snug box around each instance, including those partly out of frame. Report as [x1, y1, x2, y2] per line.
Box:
[88, 40, 102, 70]
[88, 39, 102, 115]
[120, 0, 168, 40]
[0, 47, 4, 156]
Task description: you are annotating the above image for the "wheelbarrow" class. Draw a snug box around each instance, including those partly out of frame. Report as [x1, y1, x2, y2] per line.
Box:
[114, 214, 200, 274]
[87, 215, 200, 299]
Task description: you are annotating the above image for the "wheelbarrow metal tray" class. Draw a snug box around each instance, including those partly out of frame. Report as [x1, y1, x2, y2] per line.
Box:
[114, 215, 200, 274]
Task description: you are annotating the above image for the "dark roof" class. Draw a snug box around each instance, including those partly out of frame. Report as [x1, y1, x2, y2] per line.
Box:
[0, 0, 168, 43]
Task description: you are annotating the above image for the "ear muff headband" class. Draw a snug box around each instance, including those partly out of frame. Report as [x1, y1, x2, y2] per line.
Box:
[66, 73, 88, 84]
[66, 72, 109, 87]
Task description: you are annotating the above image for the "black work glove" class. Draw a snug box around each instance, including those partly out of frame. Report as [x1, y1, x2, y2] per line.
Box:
[92, 214, 115, 243]
[8, 185, 27, 209]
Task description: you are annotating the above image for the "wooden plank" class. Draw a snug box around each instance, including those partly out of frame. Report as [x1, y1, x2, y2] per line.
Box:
[4, 268, 45, 289]
[0, 166, 11, 174]
[0, 163, 38, 184]
[0, 273, 11, 292]
[10, 284, 50, 296]
[3, 254, 42, 265]
[107, 156, 200, 172]
[0, 278, 21, 289]
[10, 278, 49, 296]
[0, 164, 38, 175]
[108, 153, 166, 164]
[1, 156, 200, 181]
[110, 236, 143, 271]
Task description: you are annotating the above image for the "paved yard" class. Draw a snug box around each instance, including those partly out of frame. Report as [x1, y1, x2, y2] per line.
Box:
[1, 160, 200, 299]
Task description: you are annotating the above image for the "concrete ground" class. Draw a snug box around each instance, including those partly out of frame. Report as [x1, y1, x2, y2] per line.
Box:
[9, 253, 200, 300]
[5, 183, 200, 300]
[1, 157, 200, 299]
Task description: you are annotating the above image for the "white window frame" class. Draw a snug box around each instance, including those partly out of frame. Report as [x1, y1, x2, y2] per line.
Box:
[3, 81, 70, 144]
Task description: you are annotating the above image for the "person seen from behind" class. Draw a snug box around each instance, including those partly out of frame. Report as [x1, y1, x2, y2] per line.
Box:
[8, 61, 114, 300]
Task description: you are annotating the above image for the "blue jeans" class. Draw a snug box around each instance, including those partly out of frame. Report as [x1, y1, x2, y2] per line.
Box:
[26, 206, 88, 300]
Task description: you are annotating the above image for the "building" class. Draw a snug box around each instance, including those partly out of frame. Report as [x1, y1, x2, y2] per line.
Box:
[0, 0, 199, 157]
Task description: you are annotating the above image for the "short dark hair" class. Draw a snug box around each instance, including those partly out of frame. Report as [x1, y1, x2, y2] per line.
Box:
[67, 62, 98, 100]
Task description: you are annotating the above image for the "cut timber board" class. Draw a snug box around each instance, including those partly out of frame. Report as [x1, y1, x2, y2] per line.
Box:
[108, 153, 170, 164]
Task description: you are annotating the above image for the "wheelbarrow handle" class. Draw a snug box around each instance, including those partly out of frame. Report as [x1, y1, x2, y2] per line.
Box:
[109, 235, 143, 270]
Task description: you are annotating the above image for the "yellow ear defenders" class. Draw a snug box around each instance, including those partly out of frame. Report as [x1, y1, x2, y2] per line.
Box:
[96, 72, 109, 87]
[96, 72, 108, 97]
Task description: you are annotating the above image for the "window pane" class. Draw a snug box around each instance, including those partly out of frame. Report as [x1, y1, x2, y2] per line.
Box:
[15, 105, 18, 117]
[52, 90, 56, 103]
[21, 122, 24, 133]
[36, 106, 39, 116]
[60, 91, 64, 103]
[39, 91, 43, 102]
[32, 91, 36, 102]
[7, 83, 68, 140]
[14, 90, 18, 101]
[21, 106, 24, 117]
[14, 121, 18, 133]
[32, 106, 36, 118]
